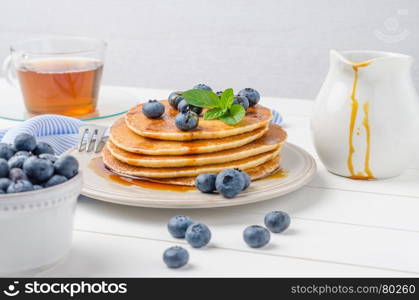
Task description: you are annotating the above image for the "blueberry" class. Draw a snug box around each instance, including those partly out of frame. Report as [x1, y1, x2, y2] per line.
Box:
[7, 180, 34, 193]
[0, 178, 12, 191]
[8, 155, 28, 169]
[168, 91, 183, 109]
[175, 111, 199, 131]
[243, 225, 270, 248]
[215, 169, 245, 198]
[44, 175, 67, 188]
[15, 151, 31, 157]
[33, 184, 43, 190]
[9, 168, 28, 182]
[0, 159, 9, 178]
[54, 155, 79, 179]
[0, 143, 16, 160]
[38, 153, 58, 163]
[23, 156, 54, 182]
[264, 211, 291, 233]
[32, 142, 55, 156]
[236, 169, 251, 190]
[142, 100, 165, 119]
[195, 173, 217, 193]
[238, 88, 260, 107]
[233, 95, 249, 110]
[193, 84, 212, 91]
[167, 215, 194, 238]
[177, 99, 203, 115]
[14, 133, 36, 152]
[185, 222, 211, 248]
[163, 246, 189, 269]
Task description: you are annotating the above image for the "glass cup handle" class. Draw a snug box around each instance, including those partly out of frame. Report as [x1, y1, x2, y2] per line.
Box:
[2, 55, 17, 87]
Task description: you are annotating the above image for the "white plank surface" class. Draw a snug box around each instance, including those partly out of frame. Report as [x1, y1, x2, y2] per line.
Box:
[1, 81, 419, 277]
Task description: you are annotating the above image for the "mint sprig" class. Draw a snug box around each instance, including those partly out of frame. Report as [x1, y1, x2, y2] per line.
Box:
[182, 88, 245, 125]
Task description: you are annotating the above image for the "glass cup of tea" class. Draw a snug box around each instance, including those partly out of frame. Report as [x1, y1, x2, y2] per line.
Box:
[3, 37, 106, 117]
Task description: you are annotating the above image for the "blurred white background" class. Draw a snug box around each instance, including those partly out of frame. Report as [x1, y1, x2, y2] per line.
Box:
[1, 0, 418, 99]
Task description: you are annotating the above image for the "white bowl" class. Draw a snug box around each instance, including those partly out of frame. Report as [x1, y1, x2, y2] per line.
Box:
[0, 172, 82, 275]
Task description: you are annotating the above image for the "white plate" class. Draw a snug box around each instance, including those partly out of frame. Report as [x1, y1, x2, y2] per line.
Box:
[70, 143, 316, 208]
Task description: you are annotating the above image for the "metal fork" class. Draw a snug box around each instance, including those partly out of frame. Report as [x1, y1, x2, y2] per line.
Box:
[78, 124, 108, 153]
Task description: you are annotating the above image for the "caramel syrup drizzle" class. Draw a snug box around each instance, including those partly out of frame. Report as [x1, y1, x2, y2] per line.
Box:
[347, 61, 374, 180]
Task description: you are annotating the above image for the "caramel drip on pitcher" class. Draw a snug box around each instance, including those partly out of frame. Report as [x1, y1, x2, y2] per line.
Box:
[347, 61, 375, 180]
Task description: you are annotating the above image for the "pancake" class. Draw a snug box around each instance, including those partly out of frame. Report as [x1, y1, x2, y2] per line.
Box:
[125, 100, 272, 141]
[107, 123, 287, 167]
[110, 118, 269, 155]
[103, 144, 281, 178]
[147, 155, 282, 186]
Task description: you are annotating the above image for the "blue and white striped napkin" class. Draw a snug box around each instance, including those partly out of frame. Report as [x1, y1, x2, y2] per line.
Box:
[0, 111, 283, 155]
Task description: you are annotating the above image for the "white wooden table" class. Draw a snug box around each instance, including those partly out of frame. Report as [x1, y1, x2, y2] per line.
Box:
[1, 80, 419, 277]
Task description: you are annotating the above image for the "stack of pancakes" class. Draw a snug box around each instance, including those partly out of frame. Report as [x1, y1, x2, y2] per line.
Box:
[102, 100, 287, 186]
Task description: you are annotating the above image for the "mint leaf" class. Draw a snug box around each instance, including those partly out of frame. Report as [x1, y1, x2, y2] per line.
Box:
[182, 89, 220, 108]
[204, 108, 227, 120]
[219, 88, 234, 109]
[219, 104, 245, 125]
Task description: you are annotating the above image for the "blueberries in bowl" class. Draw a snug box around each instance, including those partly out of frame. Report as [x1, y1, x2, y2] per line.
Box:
[238, 88, 260, 107]
[163, 246, 189, 269]
[185, 222, 211, 248]
[193, 83, 212, 91]
[54, 156, 79, 179]
[175, 111, 199, 131]
[23, 156, 54, 182]
[14, 133, 36, 152]
[7, 180, 34, 193]
[195, 173, 217, 193]
[168, 91, 184, 109]
[33, 142, 55, 156]
[39, 153, 58, 164]
[15, 151, 31, 157]
[243, 225, 270, 248]
[177, 99, 203, 115]
[8, 155, 28, 169]
[233, 95, 249, 110]
[0, 158, 9, 178]
[264, 211, 291, 233]
[9, 168, 28, 182]
[142, 100, 165, 119]
[0, 178, 12, 192]
[0, 143, 16, 160]
[44, 175, 68, 188]
[167, 215, 194, 238]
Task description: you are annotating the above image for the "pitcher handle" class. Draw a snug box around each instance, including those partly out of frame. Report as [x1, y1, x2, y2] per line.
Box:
[2, 55, 17, 87]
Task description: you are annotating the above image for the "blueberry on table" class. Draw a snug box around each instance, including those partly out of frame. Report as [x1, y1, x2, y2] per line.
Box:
[238, 88, 260, 107]
[193, 83, 212, 91]
[0, 143, 16, 160]
[9, 168, 28, 181]
[163, 246, 189, 269]
[195, 173, 217, 193]
[7, 180, 34, 193]
[185, 222, 211, 248]
[233, 95, 249, 110]
[54, 155, 79, 179]
[167, 215, 194, 238]
[215, 169, 245, 198]
[142, 100, 165, 119]
[177, 99, 203, 115]
[264, 211, 291, 233]
[168, 91, 183, 109]
[8, 155, 28, 169]
[38, 153, 58, 164]
[23, 156, 54, 182]
[235, 169, 251, 190]
[14, 133, 36, 152]
[0, 178, 12, 191]
[243, 225, 270, 248]
[175, 111, 199, 131]
[0, 158, 9, 178]
[44, 175, 67, 188]
[33, 142, 55, 156]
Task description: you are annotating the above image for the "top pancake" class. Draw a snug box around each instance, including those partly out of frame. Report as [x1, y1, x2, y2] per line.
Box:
[125, 100, 272, 141]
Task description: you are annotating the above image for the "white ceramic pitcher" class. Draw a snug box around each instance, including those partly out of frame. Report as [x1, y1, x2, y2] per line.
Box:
[312, 50, 419, 179]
